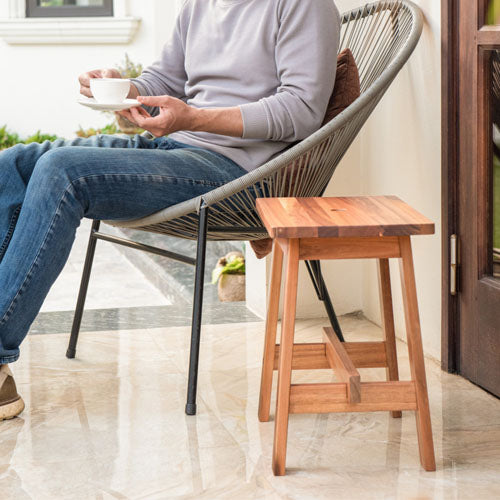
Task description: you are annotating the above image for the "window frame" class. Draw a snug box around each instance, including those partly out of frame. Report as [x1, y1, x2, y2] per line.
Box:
[26, 0, 113, 18]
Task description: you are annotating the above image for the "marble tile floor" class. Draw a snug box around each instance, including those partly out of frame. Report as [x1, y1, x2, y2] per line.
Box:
[40, 218, 172, 313]
[35, 218, 258, 336]
[2, 315, 500, 499]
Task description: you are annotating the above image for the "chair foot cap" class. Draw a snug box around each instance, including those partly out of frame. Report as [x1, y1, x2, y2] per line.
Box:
[66, 348, 76, 359]
[185, 403, 197, 415]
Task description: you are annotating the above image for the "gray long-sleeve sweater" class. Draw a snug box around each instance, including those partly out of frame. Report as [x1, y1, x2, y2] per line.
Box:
[131, 0, 341, 172]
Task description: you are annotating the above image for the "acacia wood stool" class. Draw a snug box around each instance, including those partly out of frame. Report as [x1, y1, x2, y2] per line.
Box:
[255, 196, 436, 476]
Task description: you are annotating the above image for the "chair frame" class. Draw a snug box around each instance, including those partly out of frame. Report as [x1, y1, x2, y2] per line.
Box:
[65, 0, 423, 416]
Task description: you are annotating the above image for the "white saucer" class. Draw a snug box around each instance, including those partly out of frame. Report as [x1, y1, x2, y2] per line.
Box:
[77, 97, 141, 111]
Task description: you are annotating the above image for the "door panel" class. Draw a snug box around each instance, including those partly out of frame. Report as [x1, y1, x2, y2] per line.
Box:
[455, 0, 500, 396]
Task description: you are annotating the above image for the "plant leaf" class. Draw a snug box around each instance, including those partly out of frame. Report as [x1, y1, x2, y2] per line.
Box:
[211, 257, 245, 284]
[212, 266, 224, 285]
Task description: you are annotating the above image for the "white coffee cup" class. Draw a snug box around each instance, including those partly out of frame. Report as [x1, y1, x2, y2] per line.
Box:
[90, 78, 130, 104]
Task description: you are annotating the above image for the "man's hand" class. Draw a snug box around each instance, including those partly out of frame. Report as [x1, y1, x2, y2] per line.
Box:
[118, 95, 243, 138]
[79, 69, 139, 99]
[118, 96, 197, 137]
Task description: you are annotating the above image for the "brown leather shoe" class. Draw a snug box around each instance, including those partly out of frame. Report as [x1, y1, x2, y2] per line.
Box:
[0, 364, 25, 421]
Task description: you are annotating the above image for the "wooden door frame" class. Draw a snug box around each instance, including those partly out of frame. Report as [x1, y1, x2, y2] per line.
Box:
[441, 0, 460, 373]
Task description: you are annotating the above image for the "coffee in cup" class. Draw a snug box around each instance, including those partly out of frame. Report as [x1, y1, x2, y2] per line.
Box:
[90, 78, 131, 104]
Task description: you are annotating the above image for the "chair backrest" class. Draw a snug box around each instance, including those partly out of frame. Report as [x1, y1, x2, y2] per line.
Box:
[259, 0, 423, 201]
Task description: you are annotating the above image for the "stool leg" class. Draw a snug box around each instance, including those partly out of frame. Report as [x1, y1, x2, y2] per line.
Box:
[377, 259, 402, 419]
[398, 236, 436, 472]
[272, 239, 299, 476]
[259, 240, 284, 422]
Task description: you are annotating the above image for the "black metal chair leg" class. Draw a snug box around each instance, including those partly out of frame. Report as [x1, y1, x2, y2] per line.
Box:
[305, 260, 345, 342]
[185, 205, 209, 416]
[66, 219, 101, 359]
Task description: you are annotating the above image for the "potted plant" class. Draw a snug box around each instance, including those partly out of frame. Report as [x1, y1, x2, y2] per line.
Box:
[212, 251, 246, 302]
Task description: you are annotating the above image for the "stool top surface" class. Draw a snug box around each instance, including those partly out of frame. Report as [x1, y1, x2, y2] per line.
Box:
[256, 196, 435, 239]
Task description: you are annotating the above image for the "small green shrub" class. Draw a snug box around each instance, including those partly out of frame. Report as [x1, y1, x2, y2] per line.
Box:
[0, 125, 21, 149]
[0, 125, 62, 150]
[24, 131, 59, 144]
[76, 122, 120, 138]
[212, 254, 246, 284]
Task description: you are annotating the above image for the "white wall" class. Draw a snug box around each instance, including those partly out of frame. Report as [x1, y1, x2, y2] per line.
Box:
[0, 0, 179, 138]
[330, 0, 442, 360]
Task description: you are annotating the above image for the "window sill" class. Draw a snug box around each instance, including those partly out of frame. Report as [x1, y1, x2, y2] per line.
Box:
[0, 16, 141, 45]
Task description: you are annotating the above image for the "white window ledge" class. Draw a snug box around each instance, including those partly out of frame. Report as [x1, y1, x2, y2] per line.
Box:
[0, 16, 141, 45]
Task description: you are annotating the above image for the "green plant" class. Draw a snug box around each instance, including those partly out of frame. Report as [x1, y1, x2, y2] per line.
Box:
[0, 125, 63, 150]
[212, 254, 245, 284]
[76, 122, 120, 138]
[0, 125, 21, 149]
[24, 131, 59, 144]
[118, 53, 143, 79]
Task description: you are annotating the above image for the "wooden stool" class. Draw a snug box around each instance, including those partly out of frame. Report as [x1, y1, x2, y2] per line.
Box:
[255, 196, 436, 476]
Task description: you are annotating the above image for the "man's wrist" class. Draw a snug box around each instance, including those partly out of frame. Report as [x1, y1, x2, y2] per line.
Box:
[188, 107, 243, 137]
[190, 107, 209, 132]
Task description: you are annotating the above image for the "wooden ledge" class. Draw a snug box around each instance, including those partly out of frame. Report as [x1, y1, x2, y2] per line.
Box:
[297, 236, 401, 261]
[273, 341, 387, 371]
[289, 381, 417, 414]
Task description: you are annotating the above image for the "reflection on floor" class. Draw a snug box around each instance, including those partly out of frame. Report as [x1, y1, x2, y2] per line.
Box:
[40, 219, 172, 313]
[2, 316, 500, 499]
[34, 218, 259, 335]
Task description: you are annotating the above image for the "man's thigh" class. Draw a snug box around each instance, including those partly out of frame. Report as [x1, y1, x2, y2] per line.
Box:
[30, 143, 246, 221]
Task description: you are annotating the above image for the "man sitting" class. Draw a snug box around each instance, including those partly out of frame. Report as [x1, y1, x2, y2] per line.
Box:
[0, 0, 340, 420]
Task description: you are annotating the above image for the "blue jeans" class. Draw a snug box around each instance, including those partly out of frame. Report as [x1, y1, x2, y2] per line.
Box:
[0, 135, 247, 363]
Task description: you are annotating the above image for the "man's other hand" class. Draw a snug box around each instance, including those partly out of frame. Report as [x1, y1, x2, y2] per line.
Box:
[118, 96, 196, 137]
[78, 69, 122, 98]
[117, 95, 244, 138]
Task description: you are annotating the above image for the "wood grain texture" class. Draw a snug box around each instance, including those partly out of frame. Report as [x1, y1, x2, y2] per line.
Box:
[298, 236, 401, 260]
[273, 343, 330, 370]
[258, 240, 283, 423]
[289, 381, 417, 414]
[256, 196, 435, 239]
[454, 0, 500, 398]
[377, 259, 402, 418]
[272, 341, 387, 370]
[323, 327, 361, 403]
[399, 237, 436, 471]
[272, 239, 299, 477]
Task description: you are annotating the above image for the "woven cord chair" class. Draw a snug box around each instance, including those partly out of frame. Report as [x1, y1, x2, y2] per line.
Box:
[66, 0, 423, 416]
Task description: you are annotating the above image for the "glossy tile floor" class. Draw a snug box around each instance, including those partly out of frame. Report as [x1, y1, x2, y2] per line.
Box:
[2, 315, 500, 499]
[40, 219, 172, 313]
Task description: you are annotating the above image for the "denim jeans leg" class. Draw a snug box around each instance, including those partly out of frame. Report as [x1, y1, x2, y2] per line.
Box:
[0, 138, 246, 363]
[0, 135, 164, 263]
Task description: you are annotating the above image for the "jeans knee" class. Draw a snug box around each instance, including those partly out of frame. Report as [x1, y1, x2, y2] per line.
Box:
[31, 148, 91, 215]
[32, 148, 74, 188]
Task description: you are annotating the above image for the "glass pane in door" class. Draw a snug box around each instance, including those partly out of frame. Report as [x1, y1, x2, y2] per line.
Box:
[487, 0, 500, 24]
[491, 50, 500, 277]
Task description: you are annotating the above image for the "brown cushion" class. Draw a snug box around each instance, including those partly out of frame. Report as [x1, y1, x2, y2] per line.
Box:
[250, 48, 360, 259]
[322, 48, 361, 125]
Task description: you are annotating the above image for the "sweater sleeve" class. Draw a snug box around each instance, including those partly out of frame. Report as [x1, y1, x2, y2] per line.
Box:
[239, 0, 340, 142]
[130, 6, 188, 99]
